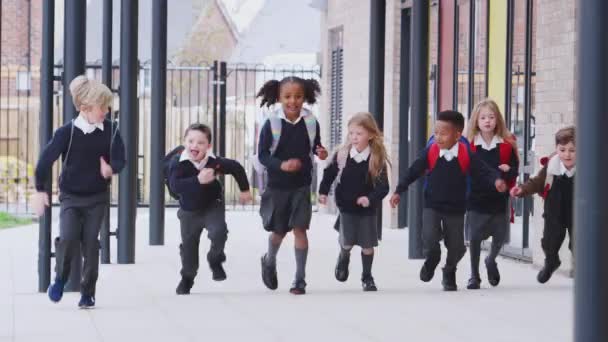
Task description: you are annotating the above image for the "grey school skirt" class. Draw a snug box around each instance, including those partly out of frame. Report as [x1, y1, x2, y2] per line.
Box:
[259, 186, 312, 234]
[339, 212, 378, 249]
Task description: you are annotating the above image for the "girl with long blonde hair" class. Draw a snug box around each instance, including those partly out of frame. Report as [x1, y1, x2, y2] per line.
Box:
[318, 112, 390, 291]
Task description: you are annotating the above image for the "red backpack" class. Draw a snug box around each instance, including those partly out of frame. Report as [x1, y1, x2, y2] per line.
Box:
[427, 141, 471, 174]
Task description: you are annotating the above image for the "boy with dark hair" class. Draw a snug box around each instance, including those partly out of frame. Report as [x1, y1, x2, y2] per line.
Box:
[390, 110, 507, 291]
[511, 126, 576, 283]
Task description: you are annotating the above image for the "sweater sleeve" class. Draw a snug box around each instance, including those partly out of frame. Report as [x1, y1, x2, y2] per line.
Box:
[502, 145, 520, 181]
[35, 125, 70, 192]
[395, 148, 429, 194]
[367, 164, 389, 204]
[518, 166, 548, 197]
[110, 125, 126, 174]
[257, 120, 283, 172]
[470, 152, 501, 189]
[168, 162, 200, 195]
[319, 154, 339, 195]
[218, 157, 250, 192]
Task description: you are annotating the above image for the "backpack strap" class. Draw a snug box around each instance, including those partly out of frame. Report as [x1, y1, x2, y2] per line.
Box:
[498, 142, 512, 166]
[335, 146, 349, 184]
[267, 115, 283, 156]
[427, 143, 440, 172]
[456, 141, 471, 174]
[302, 109, 318, 149]
[63, 119, 75, 167]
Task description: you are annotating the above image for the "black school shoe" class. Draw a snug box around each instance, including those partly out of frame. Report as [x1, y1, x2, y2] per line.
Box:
[362, 276, 378, 292]
[466, 276, 481, 290]
[442, 268, 458, 291]
[420, 259, 439, 282]
[289, 279, 307, 295]
[208, 252, 227, 281]
[176, 277, 194, 295]
[260, 254, 278, 290]
[537, 260, 561, 284]
[78, 295, 95, 309]
[485, 257, 501, 287]
[335, 252, 350, 282]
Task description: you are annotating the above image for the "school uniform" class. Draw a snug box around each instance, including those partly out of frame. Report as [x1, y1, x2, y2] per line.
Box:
[394, 142, 499, 288]
[257, 111, 321, 233]
[319, 146, 389, 249]
[466, 134, 519, 284]
[35, 115, 125, 298]
[518, 154, 574, 268]
[168, 150, 249, 282]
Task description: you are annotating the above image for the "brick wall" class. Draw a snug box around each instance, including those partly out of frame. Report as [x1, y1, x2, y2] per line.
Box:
[531, 0, 577, 270]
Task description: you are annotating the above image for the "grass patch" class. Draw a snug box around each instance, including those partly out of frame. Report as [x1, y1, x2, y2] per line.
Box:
[0, 212, 32, 229]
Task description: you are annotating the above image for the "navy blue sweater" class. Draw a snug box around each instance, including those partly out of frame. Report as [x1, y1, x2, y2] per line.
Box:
[257, 118, 321, 190]
[395, 146, 500, 214]
[319, 154, 389, 216]
[169, 156, 250, 211]
[35, 120, 125, 195]
[467, 143, 519, 214]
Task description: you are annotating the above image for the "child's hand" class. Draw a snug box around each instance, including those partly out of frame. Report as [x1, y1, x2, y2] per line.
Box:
[316, 145, 328, 161]
[510, 186, 523, 197]
[100, 157, 113, 179]
[498, 164, 511, 172]
[239, 190, 252, 204]
[495, 179, 507, 193]
[198, 168, 216, 184]
[318, 194, 328, 205]
[356, 196, 370, 207]
[280, 158, 302, 172]
[32, 191, 50, 217]
[389, 193, 401, 208]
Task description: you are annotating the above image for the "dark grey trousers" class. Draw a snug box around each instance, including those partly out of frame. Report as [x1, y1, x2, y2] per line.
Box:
[55, 191, 108, 297]
[466, 207, 509, 278]
[177, 200, 228, 280]
[422, 208, 466, 272]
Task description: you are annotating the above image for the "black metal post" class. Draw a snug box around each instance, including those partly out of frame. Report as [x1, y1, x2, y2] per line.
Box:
[212, 61, 219, 149]
[117, 0, 139, 264]
[521, 0, 533, 249]
[100, 0, 113, 264]
[398, 7, 411, 228]
[504, 0, 514, 129]
[150, 0, 168, 246]
[219, 62, 227, 158]
[575, 0, 608, 340]
[38, 0, 55, 293]
[369, 0, 385, 239]
[62, 0, 86, 292]
[408, 0, 428, 259]
[467, 0, 475, 117]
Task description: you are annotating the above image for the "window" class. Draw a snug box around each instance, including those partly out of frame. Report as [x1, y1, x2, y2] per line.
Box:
[16, 71, 31, 91]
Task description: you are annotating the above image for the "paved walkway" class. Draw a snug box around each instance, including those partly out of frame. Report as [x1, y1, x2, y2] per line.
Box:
[0, 209, 572, 342]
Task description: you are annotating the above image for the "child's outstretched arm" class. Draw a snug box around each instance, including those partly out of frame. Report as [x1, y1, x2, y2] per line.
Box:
[33, 125, 71, 216]
[109, 124, 126, 174]
[318, 154, 339, 204]
[257, 120, 284, 171]
[390, 148, 429, 208]
[312, 122, 328, 160]
[511, 166, 547, 198]
[217, 157, 252, 204]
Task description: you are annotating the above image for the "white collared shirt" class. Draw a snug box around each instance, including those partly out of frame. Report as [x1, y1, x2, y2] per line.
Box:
[73, 114, 104, 135]
[560, 161, 576, 178]
[276, 107, 305, 125]
[349, 146, 370, 163]
[474, 133, 504, 151]
[180, 149, 215, 170]
[439, 143, 459, 162]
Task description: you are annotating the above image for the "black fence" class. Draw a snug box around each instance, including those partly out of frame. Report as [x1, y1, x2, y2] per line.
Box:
[0, 61, 321, 216]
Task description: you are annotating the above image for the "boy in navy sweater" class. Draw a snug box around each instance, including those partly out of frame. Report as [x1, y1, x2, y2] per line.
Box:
[33, 75, 125, 308]
[389, 110, 507, 291]
[169, 123, 251, 295]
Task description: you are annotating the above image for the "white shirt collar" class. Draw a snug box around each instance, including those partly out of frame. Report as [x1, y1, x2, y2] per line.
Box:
[439, 143, 459, 161]
[74, 114, 104, 134]
[276, 106, 309, 125]
[560, 161, 576, 178]
[474, 133, 503, 151]
[180, 149, 215, 170]
[349, 146, 370, 163]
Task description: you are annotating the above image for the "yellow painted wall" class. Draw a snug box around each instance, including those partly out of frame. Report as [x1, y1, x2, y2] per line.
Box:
[488, 0, 508, 113]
